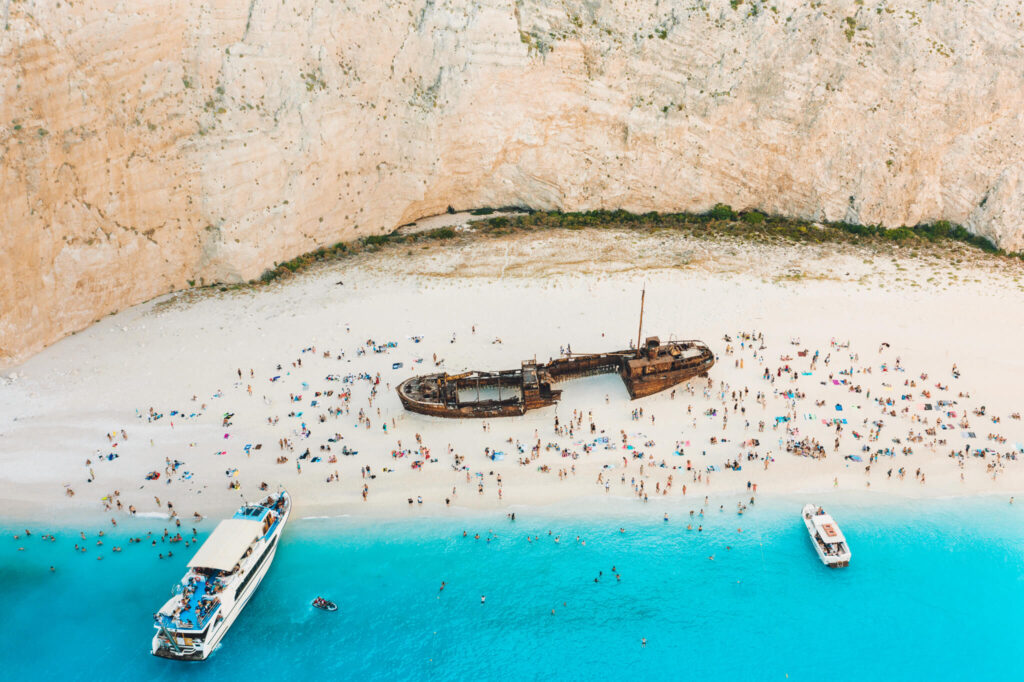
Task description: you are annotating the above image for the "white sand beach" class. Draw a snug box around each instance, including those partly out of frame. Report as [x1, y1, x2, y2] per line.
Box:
[2, 226, 1023, 523]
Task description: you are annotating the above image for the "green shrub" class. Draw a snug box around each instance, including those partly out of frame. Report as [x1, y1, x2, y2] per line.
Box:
[362, 234, 391, 246]
[427, 227, 456, 239]
[741, 211, 765, 224]
[708, 203, 735, 220]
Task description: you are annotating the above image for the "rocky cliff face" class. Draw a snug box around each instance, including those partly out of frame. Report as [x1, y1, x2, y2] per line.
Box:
[2, 0, 1023, 366]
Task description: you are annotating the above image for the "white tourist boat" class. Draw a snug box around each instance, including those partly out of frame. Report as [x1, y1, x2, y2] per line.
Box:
[152, 490, 291, 660]
[802, 503, 851, 568]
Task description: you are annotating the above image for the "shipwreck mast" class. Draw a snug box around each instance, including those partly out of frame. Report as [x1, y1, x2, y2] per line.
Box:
[635, 286, 645, 355]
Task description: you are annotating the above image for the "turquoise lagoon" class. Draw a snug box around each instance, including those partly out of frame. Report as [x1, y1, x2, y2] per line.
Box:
[2, 496, 1023, 681]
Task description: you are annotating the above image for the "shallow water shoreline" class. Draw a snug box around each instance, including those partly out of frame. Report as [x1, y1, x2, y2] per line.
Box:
[4, 488, 1020, 533]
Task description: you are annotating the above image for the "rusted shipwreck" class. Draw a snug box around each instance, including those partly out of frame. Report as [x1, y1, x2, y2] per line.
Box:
[397, 336, 715, 419]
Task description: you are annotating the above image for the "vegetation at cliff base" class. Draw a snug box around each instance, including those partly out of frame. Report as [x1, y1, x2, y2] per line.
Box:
[477, 207, 1008, 256]
[220, 205, 1019, 293]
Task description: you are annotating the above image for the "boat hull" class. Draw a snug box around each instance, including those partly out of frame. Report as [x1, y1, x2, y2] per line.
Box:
[397, 392, 533, 419]
[151, 539, 282, 660]
[397, 340, 714, 419]
[152, 492, 290, 660]
[622, 364, 713, 399]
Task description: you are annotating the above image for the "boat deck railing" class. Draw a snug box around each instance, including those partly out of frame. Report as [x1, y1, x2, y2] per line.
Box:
[159, 574, 223, 632]
[159, 493, 289, 632]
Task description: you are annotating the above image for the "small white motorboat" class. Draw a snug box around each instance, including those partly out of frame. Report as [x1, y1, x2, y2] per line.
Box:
[802, 504, 851, 568]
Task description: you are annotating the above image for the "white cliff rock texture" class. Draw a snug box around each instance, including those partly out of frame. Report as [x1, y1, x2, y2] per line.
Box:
[2, 0, 1023, 365]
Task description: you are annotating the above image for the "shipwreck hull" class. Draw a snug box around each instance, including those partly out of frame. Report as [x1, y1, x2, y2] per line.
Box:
[398, 396, 529, 419]
[624, 365, 713, 399]
[622, 343, 716, 399]
[396, 338, 714, 419]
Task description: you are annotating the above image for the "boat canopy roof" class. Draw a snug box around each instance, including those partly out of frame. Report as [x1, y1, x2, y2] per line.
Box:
[187, 519, 262, 571]
[811, 515, 846, 544]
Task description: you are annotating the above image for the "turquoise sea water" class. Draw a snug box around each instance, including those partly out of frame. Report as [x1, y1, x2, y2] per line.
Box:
[2, 496, 1023, 681]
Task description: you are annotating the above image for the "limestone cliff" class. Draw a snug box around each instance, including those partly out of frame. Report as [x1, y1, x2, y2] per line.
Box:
[2, 0, 1023, 366]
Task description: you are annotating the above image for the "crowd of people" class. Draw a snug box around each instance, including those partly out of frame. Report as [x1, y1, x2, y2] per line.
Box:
[16, 325, 1024, 576]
